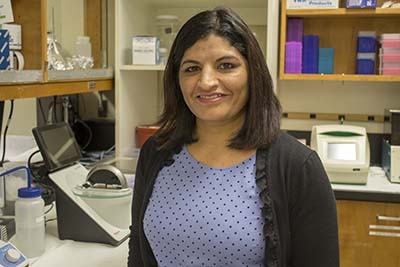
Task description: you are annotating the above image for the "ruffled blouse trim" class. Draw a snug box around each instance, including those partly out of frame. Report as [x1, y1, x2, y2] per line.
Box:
[256, 146, 280, 267]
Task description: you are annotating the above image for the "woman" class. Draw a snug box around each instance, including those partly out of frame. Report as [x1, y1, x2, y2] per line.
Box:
[128, 7, 339, 267]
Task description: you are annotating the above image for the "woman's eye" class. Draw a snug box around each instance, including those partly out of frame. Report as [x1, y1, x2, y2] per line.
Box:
[184, 66, 200, 73]
[219, 63, 235, 70]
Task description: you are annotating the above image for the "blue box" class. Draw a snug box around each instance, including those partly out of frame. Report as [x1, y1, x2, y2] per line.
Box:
[302, 35, 319, 74]
[0, 29, 10, 70]
[318, 48, 334, 74]
[358, 36, 376, 52]
[346, 0, 377, 8]
[357, 59, 374, 74]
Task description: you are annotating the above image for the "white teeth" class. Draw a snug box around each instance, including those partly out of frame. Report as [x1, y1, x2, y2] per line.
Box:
[199, 94, 221, 99]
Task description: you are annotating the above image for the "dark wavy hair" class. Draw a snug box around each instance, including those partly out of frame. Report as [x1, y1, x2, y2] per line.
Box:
[155, 6, 281, 150]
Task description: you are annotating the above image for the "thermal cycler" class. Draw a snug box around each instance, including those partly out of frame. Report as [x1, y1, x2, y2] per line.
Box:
[311, 124, 370, 184]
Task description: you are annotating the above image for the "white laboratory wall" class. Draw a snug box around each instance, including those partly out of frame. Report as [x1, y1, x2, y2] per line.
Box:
[2, 99, 37, 135]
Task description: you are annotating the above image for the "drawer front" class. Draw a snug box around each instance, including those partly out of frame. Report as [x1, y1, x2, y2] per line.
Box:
[337, 200, 400, 267]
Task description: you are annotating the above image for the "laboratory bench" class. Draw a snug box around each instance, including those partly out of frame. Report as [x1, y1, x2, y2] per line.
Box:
[333, 167, 400, 203]
[29, 214, 129, 267]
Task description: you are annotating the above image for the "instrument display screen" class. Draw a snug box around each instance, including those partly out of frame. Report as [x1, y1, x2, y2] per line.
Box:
[327, 143, 357, 161]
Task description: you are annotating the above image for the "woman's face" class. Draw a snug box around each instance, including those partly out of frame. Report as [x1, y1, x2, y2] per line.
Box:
[179, 34, 249, 127]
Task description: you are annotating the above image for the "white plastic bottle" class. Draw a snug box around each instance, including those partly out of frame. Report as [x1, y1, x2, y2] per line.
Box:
[75, 36, 92, 58]
[15, 186, 45, 258]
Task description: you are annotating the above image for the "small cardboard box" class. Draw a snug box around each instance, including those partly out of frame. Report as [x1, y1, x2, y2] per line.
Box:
[132, 36, 159, 65]
[287, 0, 339, 9]
[0, 29, 10, 70]
[0, 24, 21, 50]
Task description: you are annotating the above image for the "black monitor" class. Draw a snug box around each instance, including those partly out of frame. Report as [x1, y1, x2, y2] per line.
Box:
[32, 122, 82, 172]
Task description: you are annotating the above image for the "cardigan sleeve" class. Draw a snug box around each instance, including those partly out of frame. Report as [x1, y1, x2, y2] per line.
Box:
[289, 152, 339, 267]
[127, 142, 148, 267]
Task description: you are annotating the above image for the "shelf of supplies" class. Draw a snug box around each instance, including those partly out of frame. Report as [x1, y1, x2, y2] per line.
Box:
[286, 8, 400, 17]
[47, 68, 114, 81]
[280, 74, 400, 82]
[0, 78, 113, 101]
[120, 64, 166, 71]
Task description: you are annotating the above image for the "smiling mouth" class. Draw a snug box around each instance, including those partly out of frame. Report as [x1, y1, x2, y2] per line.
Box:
[197, 94, 224, 99]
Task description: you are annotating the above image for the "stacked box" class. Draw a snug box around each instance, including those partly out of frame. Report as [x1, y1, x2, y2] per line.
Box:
[318, 48, 334, 74]
[302, 35, 319, 73]
[357, 31, 376, 74]
[379, 34, 400, 75]
[285, 42, 302, 73]
[0, 29, 10, 70]
[287, 19, 303, 42]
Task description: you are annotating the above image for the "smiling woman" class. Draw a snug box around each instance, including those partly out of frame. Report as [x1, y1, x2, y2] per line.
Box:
[128, 6, 339, 267]
[179, 34, 249, 130]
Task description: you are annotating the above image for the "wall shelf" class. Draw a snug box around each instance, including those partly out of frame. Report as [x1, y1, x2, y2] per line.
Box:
[279, 1, 400, 81]
[280, 74, 400, 82]
[0, 78, 113, 101]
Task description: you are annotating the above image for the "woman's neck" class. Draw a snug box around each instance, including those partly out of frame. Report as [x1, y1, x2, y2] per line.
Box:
[186, 116, 256, 168]
[194, 117, 243, 149]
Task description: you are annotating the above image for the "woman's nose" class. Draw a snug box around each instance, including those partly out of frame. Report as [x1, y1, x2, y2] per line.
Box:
[198, 67, 218, 90]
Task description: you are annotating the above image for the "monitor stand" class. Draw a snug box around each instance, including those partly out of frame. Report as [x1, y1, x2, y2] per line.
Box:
[48, 163, 130, 246]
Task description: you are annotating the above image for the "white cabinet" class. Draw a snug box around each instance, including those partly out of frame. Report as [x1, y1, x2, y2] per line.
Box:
[115, 0, 279, 157]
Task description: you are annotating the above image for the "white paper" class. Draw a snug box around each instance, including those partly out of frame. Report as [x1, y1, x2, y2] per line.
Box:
[0, 0, 14, 24]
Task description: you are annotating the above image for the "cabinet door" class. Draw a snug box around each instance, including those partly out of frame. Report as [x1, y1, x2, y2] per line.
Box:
[337, 200, 400, 267]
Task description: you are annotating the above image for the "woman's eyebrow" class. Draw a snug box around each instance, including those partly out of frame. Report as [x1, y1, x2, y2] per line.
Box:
[181, 59, 200, 67]
[216, 56, 239, 62]
[181, 56, 239, 67]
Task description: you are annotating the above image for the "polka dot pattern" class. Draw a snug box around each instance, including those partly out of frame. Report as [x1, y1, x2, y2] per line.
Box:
[143, 146, 265, 267]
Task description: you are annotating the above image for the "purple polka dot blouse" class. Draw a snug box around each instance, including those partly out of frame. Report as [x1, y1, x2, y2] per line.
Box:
[143, 146, 265, 267]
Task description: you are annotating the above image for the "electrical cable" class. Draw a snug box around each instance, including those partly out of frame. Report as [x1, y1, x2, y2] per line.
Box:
[45, 202, 54, 214]
[76, 119, 93, 150]
[53, 96, 58, 123]
[38, 98, 47, 123]
[0, 100, 14, 167]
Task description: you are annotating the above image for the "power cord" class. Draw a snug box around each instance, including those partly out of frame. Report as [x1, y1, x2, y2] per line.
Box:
[0, 100, 14, 167]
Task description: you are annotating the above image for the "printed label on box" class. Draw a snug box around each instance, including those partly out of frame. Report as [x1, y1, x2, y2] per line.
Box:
[287, 0, 339, 9]
[132, 36, 159, 65]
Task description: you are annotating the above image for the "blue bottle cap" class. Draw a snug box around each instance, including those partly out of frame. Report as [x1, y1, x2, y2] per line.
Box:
[18, 187, 42, 198]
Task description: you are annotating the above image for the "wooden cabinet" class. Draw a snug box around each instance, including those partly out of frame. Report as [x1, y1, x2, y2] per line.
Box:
[337, 200, 400, 267]
[0, 0, 113, 101]
[114, 0, 279, 157]
[279, 0, 400, 82]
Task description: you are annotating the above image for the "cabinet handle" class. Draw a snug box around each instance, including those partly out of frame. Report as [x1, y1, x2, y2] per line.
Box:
[369, 231, 400, 238]
[369, 224, 400, 231]
[376, 215, 400, 222]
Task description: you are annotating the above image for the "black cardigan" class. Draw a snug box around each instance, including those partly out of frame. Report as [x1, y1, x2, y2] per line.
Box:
[128, 132, 339, 267]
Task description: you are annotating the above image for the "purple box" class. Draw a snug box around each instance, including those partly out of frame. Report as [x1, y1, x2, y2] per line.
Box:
[285, 42, 302, 74]
[287, 19, 303, 42]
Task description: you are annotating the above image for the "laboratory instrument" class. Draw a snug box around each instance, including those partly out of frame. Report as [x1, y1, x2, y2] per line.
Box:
[311, 124, 370, 184]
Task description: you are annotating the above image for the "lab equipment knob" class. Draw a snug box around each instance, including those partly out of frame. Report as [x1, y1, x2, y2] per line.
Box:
[5, 249, 20, 263]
